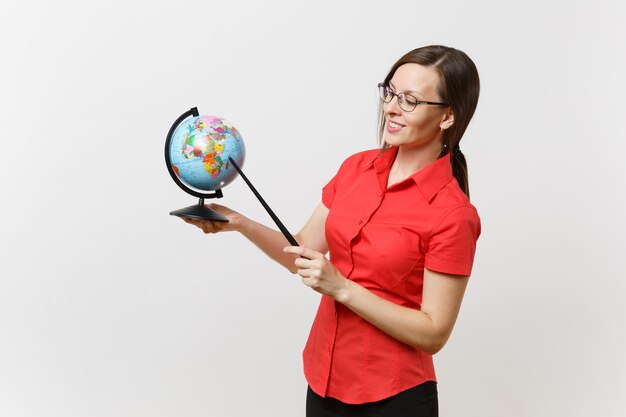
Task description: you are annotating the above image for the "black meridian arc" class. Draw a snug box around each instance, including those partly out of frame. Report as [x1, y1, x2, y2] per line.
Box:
[165, 107, 228, 222]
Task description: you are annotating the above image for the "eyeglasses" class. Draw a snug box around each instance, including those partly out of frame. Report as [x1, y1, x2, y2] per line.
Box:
[377, 83, 448, 112]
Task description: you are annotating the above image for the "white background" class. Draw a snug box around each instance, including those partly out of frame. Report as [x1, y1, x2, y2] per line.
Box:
[1, 1, 625, 416]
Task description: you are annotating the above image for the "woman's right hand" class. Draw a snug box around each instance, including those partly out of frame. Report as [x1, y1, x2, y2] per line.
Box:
[180, 203, 247, 234]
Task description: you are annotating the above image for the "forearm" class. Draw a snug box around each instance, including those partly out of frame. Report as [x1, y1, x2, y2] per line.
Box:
[239, 217, 299, 273]
[336, 280, 447, 354]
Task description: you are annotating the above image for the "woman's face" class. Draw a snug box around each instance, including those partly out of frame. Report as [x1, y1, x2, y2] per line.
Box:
[383, 63, 453, 151]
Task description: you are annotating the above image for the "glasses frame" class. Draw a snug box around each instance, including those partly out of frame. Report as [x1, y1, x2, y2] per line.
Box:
[378, 83, 448, 112]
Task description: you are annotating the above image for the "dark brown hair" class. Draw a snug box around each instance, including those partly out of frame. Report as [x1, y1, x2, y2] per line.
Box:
[377, 45, 480, 199]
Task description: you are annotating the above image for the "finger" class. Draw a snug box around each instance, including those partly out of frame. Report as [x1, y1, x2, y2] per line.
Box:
[294, 257, 313, 269]
[182, 217, 203, 226]
[300, 273, 317, 284]
[202, 222, 217, 234]
[206, 203, 223, 211]
[283, 246, 323, 260]
[189, 219, 208, 230]
[182, 218, 203, 228]
[301, 276, 321, 291]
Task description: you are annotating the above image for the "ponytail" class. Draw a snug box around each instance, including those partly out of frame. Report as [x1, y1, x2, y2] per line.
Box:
[451, 148, 469, 199]
[439, 124, 470, 198]
[439, 134, 470, 199]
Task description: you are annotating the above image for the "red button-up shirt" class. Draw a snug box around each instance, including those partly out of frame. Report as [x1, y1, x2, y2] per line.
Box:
[303, 146, 481, 404]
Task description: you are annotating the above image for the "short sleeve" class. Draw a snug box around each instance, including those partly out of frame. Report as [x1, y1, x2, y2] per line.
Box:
[321, 154, 357, 209]
[424, 205, 481, 277]
[320, 149, 379, 209]
[322, 174, 338, 208]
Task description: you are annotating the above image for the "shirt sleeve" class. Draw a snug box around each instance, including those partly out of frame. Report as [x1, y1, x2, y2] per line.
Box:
[322, 174, 338, 208]
[424, 205, 481, 277]
[321, 155, 355, 209]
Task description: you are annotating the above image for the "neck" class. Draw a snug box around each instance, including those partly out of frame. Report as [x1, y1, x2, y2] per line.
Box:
[390, 142, 441, 179]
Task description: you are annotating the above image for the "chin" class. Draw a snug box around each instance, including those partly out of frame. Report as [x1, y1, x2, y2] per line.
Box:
[385, 136, 412, 148]
[383, 133, 405, 146]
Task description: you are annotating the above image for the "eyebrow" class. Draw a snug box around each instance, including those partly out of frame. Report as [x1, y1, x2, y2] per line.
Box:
[389, 81, 423, 97]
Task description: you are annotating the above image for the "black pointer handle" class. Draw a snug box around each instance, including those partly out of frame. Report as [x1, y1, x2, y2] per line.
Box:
[228, 157, 300, 247]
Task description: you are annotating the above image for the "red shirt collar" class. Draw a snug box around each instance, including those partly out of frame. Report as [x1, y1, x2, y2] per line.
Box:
[372, 146, 453, 202]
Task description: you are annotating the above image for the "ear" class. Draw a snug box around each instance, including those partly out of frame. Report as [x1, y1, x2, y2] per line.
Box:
[439, 109, 455, 130]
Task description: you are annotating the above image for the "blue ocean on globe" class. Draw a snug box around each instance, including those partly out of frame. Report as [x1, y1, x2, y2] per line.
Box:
[168, 115, 245, 192]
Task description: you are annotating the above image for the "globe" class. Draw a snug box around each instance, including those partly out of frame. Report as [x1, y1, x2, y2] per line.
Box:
[165, 108, 246, 221]
[165, 107, 298, 244]
[169, 114, 245, 193]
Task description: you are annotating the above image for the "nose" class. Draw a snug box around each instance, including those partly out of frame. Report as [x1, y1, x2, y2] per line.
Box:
[383, 93, 402, 116]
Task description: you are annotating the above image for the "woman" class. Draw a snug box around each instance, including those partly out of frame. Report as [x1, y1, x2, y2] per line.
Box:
[183, 45, 481, 417]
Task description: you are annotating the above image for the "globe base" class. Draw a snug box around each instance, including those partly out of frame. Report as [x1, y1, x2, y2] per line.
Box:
[169, 200, 228, 222]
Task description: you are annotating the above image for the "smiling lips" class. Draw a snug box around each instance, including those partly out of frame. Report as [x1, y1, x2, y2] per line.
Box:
[387, 120, 405, 133]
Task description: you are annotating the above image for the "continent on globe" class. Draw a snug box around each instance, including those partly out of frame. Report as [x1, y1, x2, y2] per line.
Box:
[168, 114, 245, 192]
[181, 117, 241, 179]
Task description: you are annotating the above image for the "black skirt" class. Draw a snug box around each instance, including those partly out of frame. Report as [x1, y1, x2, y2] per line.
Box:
[306, 381, 438, 417]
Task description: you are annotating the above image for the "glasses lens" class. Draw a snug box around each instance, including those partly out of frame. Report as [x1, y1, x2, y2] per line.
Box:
[398, 93, 418, 112]
[378, 84, 391, 102]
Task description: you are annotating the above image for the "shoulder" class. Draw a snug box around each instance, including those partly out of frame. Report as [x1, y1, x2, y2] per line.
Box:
[322, 149, 380, 207]
[332, 148, 381, 177]
[340, 148, 381, 168]
[444, 203, 480, 226]
[431, 180, 481, 232]
[431, 200, 481, 241]
[436, 178, 478, 212]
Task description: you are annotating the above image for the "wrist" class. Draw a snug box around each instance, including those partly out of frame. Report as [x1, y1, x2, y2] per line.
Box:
[232, 214, 252, 234]
[334, 278, 354, 304]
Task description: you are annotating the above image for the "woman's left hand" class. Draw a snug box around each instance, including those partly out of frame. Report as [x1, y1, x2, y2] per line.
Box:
[283, 246, 350, 301]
